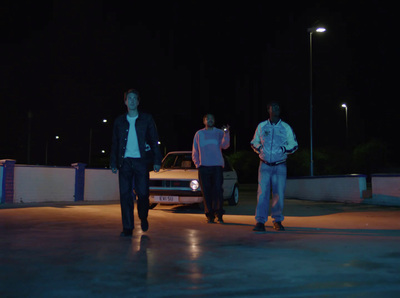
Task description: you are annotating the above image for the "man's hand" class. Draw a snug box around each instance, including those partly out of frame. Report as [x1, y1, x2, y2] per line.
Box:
[222, 124, 230, 133]
[154, 164, 161, 172]
[111, 168, 118, 174]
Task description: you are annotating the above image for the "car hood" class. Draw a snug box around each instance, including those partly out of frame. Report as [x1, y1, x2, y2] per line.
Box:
[149, 169, 199, 180]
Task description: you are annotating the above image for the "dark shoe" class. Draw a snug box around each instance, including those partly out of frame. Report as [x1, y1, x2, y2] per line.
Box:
[217, 217, 224, 224]
[120, 229, 133, 237]
[206, 216, 215, 224]
[253, 222, 266, 232]
[141, 220, 149, 232]
[273, 221, 285, 231]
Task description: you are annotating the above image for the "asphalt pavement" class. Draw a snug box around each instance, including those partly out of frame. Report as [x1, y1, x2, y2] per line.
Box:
[1, 185, 400, 297]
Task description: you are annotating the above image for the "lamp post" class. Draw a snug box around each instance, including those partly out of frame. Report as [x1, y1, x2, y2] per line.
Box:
[341, 103, 348, 140]
[88, 119, 108, 167]
[45, 135, 60, 165]
[27, 111, 33, 164]
[308, 26, 326, 176]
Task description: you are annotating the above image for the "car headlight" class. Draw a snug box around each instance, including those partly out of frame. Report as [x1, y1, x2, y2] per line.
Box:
[190, 180, 200, 191]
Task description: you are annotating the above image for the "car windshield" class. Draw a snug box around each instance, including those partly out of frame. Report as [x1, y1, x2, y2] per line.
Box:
[162, 153, 196, 169]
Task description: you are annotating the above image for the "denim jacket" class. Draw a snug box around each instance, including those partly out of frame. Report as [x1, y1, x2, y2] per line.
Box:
[110, 112, 162, 169]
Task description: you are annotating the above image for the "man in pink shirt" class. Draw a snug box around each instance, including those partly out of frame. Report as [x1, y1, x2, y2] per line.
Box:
[192, 114, 230, 223]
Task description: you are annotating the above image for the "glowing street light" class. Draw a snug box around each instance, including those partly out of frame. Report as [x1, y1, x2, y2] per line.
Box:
[45, 135, 61, 165]
[308, 26, 326, 176]
[89, 119, 108, 166]
[341, 103, 348, 140]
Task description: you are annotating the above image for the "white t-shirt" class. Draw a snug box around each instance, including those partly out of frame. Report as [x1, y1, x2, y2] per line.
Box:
[124, 115, 141, 158]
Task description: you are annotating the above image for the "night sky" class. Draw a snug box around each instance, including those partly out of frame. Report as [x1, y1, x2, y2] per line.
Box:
[1, 1, 397, 168]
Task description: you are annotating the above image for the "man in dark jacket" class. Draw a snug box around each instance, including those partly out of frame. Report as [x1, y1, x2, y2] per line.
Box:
[110, 89, 162, 237]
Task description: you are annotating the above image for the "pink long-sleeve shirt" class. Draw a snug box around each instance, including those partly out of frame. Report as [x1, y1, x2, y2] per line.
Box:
[192, 127, 230, 168]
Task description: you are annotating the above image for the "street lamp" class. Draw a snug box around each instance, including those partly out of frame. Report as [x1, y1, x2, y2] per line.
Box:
[45, 135, 60, 165]
[308, 26, 326, 176]
[341, 103, 348, 140]
[89, 119, 108, 167]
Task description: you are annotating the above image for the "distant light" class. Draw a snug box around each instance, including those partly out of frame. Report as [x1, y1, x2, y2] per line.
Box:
[341, 104, 347, 108]
[101, 150, 106, 154]
[158, 141, 161, 145]
[55, 136, 60, 140]
[307, 27, 327, 33]
[102, 119, 108, 123]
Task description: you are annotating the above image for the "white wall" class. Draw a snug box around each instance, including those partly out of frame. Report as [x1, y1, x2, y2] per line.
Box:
[11, 165, 120, 203]
[2, 163, 400, 206]
[286, 175, 367, 203]
[0, 166, 3, 202]
[14, 166, 75, 203]
[369, 175, 400, 206]
[84, 168, 119, 201]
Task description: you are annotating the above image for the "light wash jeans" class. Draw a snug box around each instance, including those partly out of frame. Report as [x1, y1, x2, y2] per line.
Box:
[255, 161, 287, 224]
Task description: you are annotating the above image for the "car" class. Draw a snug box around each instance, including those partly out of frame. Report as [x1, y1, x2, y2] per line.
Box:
[149, 151, 239, 209]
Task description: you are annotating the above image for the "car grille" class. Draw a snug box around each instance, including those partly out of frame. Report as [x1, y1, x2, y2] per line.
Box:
[149, 180, 191, 188]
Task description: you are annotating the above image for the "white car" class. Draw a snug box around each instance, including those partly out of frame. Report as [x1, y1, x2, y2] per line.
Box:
[149, 151, 239, 209]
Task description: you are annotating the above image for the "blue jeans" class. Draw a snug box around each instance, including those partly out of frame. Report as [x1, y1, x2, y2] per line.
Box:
[118, 158, 149, 231]
[255, 161, 287, 224]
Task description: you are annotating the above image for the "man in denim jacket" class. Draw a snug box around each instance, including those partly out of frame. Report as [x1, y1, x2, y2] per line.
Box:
[250, 102, 298, 232]
[110, 89, 162, 236]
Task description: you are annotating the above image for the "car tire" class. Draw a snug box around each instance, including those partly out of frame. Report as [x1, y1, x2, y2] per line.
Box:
[149, 203, 158, 209]
[228, 185, 239, 206]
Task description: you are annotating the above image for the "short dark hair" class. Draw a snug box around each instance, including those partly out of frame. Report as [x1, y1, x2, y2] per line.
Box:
[267, 102, 280, 109]
[203, 113, 214, 120]
[124, 89, 140, 101]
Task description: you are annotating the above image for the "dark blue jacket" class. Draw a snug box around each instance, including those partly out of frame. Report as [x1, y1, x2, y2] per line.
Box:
[110, 112, 162, 169]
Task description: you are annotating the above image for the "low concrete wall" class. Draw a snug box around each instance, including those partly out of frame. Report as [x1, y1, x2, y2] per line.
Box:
[84, 168, 119, 201]
[0, 160, 119, 204]
[367, 174, 400, 206]
[0, 160, 16, 203]
[0, 166, 3, 200]
[14, 166, 75, 203]
[2, 160, 400, 206]
[286, 174, 367, 203]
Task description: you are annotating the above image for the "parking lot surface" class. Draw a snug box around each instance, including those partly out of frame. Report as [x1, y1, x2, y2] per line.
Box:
[1, 185, 400, 297]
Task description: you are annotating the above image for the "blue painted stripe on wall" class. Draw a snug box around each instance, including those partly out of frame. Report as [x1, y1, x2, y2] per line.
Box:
[72, 163, 87, 201]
